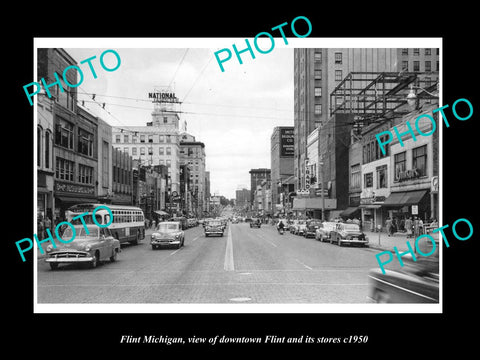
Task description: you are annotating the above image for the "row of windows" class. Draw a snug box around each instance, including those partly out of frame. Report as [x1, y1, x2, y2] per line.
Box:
[401, 48, 439, 56]
[56, 118, 94, 157]
[363, 136, 389, 164]
[55, 157, 94, 184]
[115, 134, 174, 144]
[111, 210, 144, 223]
[123, 146, 175, 156]
[351, 144, 428, 188]
[363, 165, 388, 189]
[402, 60, 439, 72]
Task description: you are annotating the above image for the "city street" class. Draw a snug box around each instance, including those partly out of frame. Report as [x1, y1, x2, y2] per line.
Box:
[37, 222, 380, 304]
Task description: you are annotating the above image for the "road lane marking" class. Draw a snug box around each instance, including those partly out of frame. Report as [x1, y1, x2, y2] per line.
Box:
[224, 225, 234, 271]
[169, 248, 181, 256]
[253, 232, 277, 247]
[295, 259, 313, 270]
[192, 236, 200, 242]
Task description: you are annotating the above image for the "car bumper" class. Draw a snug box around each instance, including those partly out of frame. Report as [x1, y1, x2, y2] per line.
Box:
[339, 238, 369, 245]
[151, 238, 181, 246]
[45, 252, 94, 263]
[205, 231, 223, 235]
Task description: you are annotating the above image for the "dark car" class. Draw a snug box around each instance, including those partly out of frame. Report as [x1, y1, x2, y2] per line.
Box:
[329, 223, 369, 247]
[45, 225, 120, 270]
[304, 220, 323, 238]
[368, 237, 439, 303]
[151, 221, 185, 249]
[205, 220, 224, 237]
[250, 218, 261, 228]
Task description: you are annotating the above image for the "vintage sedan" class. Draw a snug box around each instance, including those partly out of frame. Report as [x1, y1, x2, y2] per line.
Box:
[368, 238, 439, 303]
[250, 218, 261, 228]
[151, 222, 185, 249]
[329, 223, 369, 246]
[205, 220, 224, 237]
[288, 220, 298, 233]
[293, 220, 307, 235]
[304, 220, 323, 238]
[45, 225, 120, 270]
[314, 221, 338, 242]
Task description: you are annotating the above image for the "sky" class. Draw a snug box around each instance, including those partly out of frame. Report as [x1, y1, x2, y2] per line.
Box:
[63, 42, 294, 199]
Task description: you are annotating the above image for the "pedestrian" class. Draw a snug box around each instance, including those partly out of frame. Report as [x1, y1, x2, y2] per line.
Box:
[37, 215, 44, 240]
[413, 216, 420, 238]
[405, 217, 413, 238]
[392, 217, 398, 235]
[44, 216, 52, 237]
[386, 217, 392, 236]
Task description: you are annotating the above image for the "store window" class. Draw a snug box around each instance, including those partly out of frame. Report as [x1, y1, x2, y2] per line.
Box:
[376, 165, 387, 189]
[55, 157, 74, 181]
[56, 118, 74, 149]
[78, 128, 93, 157]
[394, 151, 406, 181]
[364, 172, 373, 188]
[413, 145, 427, 177]
[78, 164, 93, 184]
[351, 164, 361, 189]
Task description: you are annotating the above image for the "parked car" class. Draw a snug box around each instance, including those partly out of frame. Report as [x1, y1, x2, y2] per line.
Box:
[329, 223, 368, 247]
[170, 216, 188, 230]
[250, 218, 261, 228]
[315, 222, 338, 242]
[45, 225, 120, 270]
[304, 220, 323, 238]
[151, 221, 185, 249]
[368, 237, 439, 303]
[288, 220, 298, 233]
[293, 220, 307, 235]
[205, 220, 224, 237]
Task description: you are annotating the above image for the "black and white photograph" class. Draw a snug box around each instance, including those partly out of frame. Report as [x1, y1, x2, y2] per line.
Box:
[7, 8, 479, 355]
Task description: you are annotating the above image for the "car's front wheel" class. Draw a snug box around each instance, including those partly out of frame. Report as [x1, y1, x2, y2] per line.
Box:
[90, 251, 99, 268]
[110, 249, 118, 262]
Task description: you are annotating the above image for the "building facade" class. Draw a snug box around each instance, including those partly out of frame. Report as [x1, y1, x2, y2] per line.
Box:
[270, 126, 294, 215]
[179, 131, 207, 217]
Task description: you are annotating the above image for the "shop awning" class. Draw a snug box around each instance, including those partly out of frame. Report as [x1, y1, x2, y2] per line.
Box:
[383, 190, 428, 207]
[56, 196, 99, 204]
[292, 197, 337, 210]
[359, 204, 382, 209]
[155, 210, 169, 216]
[340, 207, 360, 217]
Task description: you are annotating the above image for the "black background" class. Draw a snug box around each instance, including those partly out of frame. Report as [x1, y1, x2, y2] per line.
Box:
[7, 5, 477, 356]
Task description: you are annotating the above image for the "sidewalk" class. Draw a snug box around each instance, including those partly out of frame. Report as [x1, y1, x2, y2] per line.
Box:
[364, 230, 436, 252]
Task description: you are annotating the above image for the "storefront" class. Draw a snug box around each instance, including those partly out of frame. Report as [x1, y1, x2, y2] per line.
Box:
[292, 197, 337, 220]
[54, 181, 98, 222]
[383, 189, 431, 224]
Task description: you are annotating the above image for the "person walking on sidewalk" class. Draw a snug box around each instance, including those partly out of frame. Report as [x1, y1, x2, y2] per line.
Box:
[386, 217, 393, 236]
[405, 216, 413, 238]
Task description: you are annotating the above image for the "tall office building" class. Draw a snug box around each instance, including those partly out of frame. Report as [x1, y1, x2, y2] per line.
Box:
[293, 48, 439, 190]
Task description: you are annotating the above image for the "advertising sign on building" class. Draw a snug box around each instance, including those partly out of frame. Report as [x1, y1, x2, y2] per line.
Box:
[280, 128, 294, 157]
[305, 160, 310, 190]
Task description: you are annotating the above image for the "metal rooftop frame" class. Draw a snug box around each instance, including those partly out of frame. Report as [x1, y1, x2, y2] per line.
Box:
[329, 71, 439, 121]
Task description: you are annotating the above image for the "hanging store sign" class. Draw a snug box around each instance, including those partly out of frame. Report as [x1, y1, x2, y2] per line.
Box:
[280, 128, 294, 157]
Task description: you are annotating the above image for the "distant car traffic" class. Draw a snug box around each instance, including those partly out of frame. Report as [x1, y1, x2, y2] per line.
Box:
[314, 222, 338, 242]
[304, 220, 323, 238]
[205, 220, 224, 237]
[368, 238, 439, 303]
[329, 223, 368, 247]
[45, 225, 120, 270]
[250, 218, 261, 228]
[151, 221, 185, 249]
[288, 220, 298, 233]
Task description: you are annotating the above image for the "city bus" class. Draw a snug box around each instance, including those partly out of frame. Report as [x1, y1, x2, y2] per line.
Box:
[65, 203, 145, 245]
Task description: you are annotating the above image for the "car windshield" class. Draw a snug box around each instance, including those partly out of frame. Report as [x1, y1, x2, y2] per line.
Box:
[343, 224, 360, 231]
[208, 221, 222, 226]
[62, 225, 99, 239]
[157, 223, 179, 232]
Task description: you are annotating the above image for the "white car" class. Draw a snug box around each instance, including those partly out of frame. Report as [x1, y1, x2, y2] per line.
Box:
[151, 222, 185, 249]
[315, 222, 338, 242]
